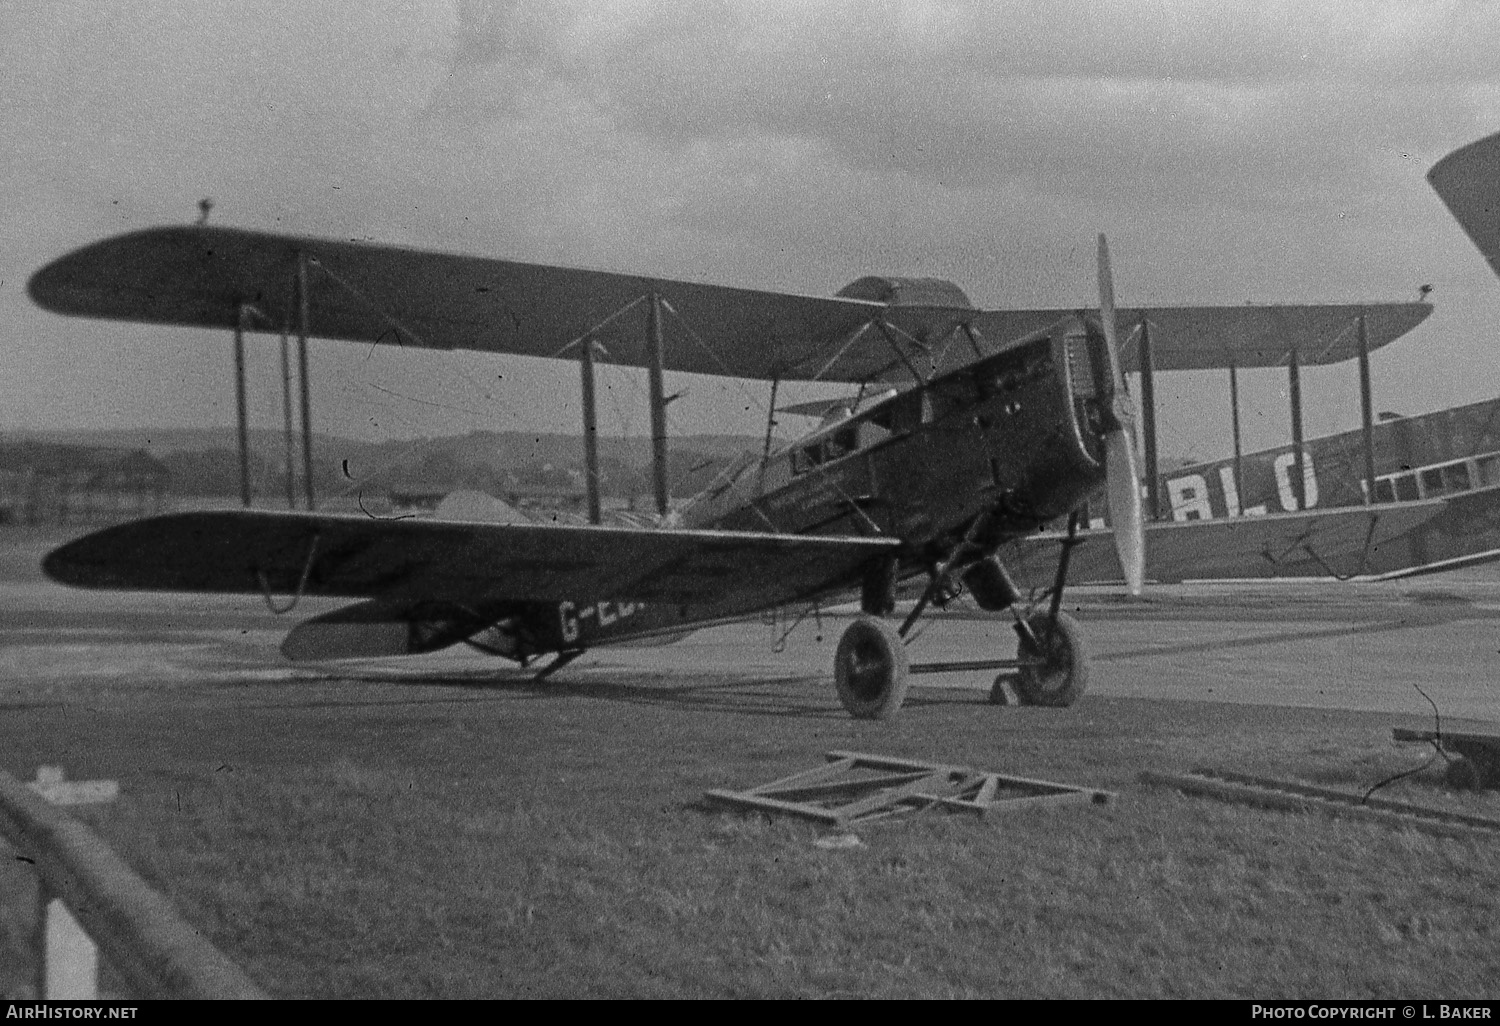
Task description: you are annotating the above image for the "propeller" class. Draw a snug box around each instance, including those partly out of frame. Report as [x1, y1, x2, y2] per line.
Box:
[1094, 234, 1146, 597]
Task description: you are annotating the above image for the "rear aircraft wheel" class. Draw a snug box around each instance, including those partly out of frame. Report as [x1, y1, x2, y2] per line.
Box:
[834, 617, 910, 719]
[1013, 611, 1088, 707]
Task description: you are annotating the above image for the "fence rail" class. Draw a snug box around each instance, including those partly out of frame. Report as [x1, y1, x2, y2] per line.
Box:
[0, 768, 268, 1000]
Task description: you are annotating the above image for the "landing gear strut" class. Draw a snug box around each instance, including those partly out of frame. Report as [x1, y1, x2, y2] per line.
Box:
[830, 511, 1092, 718]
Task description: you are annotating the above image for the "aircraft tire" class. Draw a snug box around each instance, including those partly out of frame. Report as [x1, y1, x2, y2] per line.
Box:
[834, 616, 910, 719]
[1013, 611, 1088, 707]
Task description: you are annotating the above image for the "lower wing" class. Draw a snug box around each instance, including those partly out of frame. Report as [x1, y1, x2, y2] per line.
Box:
[44, 509, 901, 615]
[1006, 497, 1469, 585]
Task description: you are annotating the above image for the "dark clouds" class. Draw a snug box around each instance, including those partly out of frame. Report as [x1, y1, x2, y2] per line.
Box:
[4, 0, 1500, 456]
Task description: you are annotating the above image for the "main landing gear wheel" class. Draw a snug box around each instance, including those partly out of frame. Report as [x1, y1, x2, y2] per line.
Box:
[1013, 611, 1088, 707]
[834, 616, 910, 720]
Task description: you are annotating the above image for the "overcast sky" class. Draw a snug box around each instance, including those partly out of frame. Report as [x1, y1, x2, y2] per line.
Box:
[5, 0, 1500, 461]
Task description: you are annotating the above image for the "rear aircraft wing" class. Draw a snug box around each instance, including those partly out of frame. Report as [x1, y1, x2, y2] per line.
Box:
[43, 510, 902, 616]
[29, 226, 1430, 383]
[1005, 498, 1452, 585]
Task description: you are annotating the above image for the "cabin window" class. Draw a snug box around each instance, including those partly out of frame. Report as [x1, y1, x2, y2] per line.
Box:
[1421, 460, 1472, 497]
[1476, 453, 1500, 487]
[1393, 474, 1419, 502]
[1373, 479, 1396, 503]
[1443, 461, 1472, 492]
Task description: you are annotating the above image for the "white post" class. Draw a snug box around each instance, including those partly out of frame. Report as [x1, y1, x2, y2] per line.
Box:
[39, 891, 98, 999]
[28, 767, 118, 999]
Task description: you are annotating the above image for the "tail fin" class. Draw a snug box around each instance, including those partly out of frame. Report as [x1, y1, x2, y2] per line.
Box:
[1429, 132, 1500, 280]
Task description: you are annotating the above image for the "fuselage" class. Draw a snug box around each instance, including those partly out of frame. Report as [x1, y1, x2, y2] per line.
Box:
[487, 325, 1113, 658]
[998, 393, 1500, 586]
[1152, 394, 1500, 522]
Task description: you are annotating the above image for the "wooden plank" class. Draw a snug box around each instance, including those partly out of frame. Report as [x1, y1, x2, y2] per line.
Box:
[980, 770, 1112, 797]
[835, 772, 961, 821]
[921, 791, 1100, 817]
[1140, 771, 1500, 839]
[824, 751, 966, 775]
[763, 772, 932, 802]
[709, 753, 1114, 828]
[702, 789, 843, 825]
[1192, 768, 1500, 831]
[742, 758, 855, 795]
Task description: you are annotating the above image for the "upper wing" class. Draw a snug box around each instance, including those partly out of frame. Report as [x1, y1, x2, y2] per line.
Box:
[26, 226, 892, 381]
[43, 510, 901, 616]
[29, 225, 1430, 383]
[1003, 499, 1452, 585]
[1110, 304, 1432, 372]
[1429, 131, 1500, 279]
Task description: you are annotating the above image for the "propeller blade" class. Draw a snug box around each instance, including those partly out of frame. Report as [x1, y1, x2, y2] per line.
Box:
[1097, 234, 1146, 596]
[1096, 233, 1126, 397]
[1105, 429, 1146, 596]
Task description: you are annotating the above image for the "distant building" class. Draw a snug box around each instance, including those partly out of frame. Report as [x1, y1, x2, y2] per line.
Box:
[0, 442, 168, 525]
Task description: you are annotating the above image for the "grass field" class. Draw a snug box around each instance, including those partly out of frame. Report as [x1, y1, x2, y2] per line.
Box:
[4, 524, 1500, 997]
[3, 664, 1499, 999]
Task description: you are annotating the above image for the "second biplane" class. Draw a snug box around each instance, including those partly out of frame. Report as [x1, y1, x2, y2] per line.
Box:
[30, 226, 1429, 717]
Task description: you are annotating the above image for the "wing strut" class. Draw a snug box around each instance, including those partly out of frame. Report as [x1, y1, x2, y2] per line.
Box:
[1357, 313, 1378, 505]
[224, 258, 318, 513]
[232, 303, 253, 508]
[1288, 348, 1306, 510]
[873, 320, 931, 384]
[760, 375, 780, 480]
[295, 252, 316, 511]
[579, 339, 603, 524]
[961, 323, 986, 359]
[646, 293, 671, 516]
[1228, 358, 1245, 509]
[277, 313, 298, 508]
[550, 290, 679, 520]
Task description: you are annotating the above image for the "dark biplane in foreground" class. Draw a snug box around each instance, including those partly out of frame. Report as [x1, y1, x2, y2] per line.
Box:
[30, 226, 1430, 717]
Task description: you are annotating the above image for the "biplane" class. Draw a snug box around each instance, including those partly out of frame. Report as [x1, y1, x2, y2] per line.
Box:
[998, 129, 1500, 587]
[29, 225, 1430, 717]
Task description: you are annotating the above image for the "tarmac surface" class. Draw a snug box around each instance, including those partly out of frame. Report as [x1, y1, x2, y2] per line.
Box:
[3, 570, 1500, 725]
